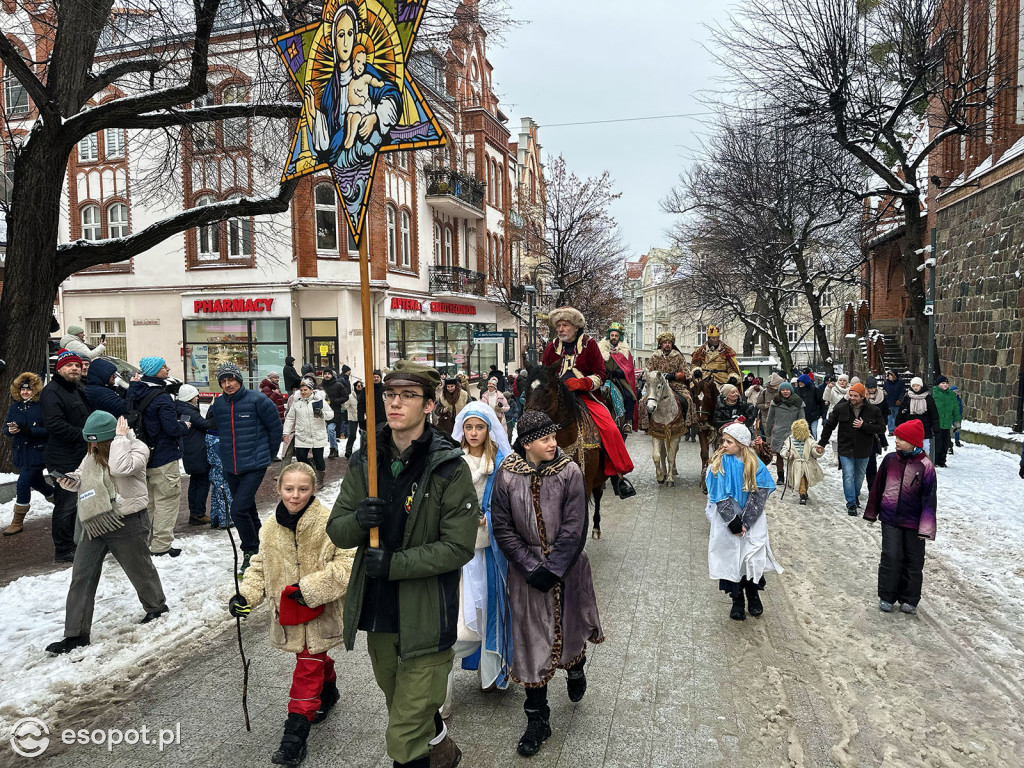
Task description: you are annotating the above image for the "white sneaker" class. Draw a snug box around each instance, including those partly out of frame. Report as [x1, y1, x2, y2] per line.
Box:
[878, 600, 894, 612]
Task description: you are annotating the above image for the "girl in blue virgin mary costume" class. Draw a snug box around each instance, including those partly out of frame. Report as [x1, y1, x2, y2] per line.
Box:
[441, 402, 513, 717]
[705, 420, 783, 622]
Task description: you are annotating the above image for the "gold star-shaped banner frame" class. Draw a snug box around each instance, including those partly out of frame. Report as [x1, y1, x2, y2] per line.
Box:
[274, 0, 446, 244]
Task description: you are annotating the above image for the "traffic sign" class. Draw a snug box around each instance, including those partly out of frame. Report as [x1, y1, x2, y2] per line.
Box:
[924, 302, 934, 316]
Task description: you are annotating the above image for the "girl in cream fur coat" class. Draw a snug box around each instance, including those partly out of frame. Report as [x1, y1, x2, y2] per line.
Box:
[229, 461, 354, 767]
[781, 418, 824, 505]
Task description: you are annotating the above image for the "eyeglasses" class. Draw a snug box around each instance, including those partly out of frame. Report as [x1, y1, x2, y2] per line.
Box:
[383, 390, 425, 403]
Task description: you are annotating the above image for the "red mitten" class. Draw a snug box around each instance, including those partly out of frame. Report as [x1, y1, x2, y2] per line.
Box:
[566, 377, 592, 392]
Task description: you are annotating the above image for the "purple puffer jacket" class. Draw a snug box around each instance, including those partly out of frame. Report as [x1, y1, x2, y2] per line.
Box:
[863, 451, 937, 540]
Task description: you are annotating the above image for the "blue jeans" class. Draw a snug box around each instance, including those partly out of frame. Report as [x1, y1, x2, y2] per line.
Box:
[839, 456, 869, 507]
[809, 420, 819, 440]
[887, 413, 896, 434]
[226, 468, 267, 553]
[327, 422, 338, 453]
[16, 464, 53, 505]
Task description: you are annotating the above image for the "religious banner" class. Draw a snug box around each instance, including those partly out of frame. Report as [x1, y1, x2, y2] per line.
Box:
[274, 0, 445, 244]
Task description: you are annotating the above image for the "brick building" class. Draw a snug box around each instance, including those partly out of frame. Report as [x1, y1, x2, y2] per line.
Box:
[1, 1, 525, 393]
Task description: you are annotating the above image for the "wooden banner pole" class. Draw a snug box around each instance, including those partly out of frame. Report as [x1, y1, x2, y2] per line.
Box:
[358, 233, 380, 548]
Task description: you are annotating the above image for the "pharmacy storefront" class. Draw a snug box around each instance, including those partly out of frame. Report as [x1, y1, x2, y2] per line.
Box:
[182, 290, 291, 393]
[385, 296, 504, 382]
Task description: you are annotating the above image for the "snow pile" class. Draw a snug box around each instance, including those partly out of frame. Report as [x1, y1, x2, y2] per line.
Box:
[0, 476, 344, 727]
[961, 419, 1024, 444]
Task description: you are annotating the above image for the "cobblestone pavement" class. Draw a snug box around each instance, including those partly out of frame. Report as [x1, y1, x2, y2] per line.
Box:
[15, 436, 1024, 768]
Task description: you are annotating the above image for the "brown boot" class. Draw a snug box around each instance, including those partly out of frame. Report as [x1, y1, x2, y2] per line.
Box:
[429, 735, 462, 768]
[4, 504, 29, 536]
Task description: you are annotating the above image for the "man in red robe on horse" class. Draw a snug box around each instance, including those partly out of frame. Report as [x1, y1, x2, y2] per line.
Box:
[541, 307, 636, 499]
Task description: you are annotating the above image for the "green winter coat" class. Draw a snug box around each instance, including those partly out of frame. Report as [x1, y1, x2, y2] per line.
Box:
[931, 386, 961, 430]
[326, 425, 479, 661]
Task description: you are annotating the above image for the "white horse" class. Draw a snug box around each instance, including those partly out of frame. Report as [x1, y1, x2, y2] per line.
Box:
[643, 369, 687, 486]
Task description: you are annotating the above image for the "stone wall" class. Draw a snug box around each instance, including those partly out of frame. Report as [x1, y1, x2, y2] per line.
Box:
[934, 167, 1024, 427]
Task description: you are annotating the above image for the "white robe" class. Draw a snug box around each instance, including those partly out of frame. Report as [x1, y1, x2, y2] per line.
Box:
[705, 498, 784, 584]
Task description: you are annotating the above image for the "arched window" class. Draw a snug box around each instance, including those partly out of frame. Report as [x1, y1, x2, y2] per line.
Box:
[433, 222, 442, 264]
[495, 165, 502, 208]
[3, 68, 29, 115]
[400, 209, 411, 268]
[315, 184, 338, 251]
[107, 203, 129, 238]
[227, 193, 252, 258]
[222, 84, 248, 148]
[498, 236, 505, 281]
[444, 226, 453, 266]
[487, 162, 494, 204]
[386, 204, 397, 264]
[192, 94, 215, 150]
[196, 194, 219, 259]
[80, 205, 101, 240]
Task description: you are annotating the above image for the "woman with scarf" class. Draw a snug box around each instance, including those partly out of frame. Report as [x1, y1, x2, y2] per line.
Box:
[45, 412, 168, 655]
[765, 381, 806, 485]
[434, 377, 469, 437]
[705, 421, 782, 621]
[490, 410, 604, 758]
[479, 377, 511, 430]
[895, 377, 939, 455]
[441, 402, 514, 718]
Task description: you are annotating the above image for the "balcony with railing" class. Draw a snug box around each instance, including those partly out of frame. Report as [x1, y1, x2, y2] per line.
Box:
[424, 168, 485, 218]
[429, 265, 486, 297]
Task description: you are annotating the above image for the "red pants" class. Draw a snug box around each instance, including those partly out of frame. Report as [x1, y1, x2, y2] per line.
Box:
[289, 648, 336, 721]
[582, 398, 634, 476]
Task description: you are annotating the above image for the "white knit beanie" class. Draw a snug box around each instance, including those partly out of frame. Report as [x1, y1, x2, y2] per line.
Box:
[721, 421, 751, 447]
[910, 376, 924, 389]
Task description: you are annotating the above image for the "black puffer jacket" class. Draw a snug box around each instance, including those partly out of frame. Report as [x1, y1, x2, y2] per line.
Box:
[283, 358, 301, 393]
[712, 394, 755, 433]
[321, 372, 349, 427]
[40, 374, 91, 470]
[175, 400, 215, 474]
[818, 400, 886, 459]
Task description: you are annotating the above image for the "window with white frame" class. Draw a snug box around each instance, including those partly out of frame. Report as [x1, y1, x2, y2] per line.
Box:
[107, 202, 129, 238]
[78, 133, 98, 162]
[192, 94, 215, 150]
[498, 236, 504, 281]
[433, 222, 442, 264]
[495, 165, 502, 207]
[786, 323, 799, 345]
[696, 328, 707, 346]
[80, 205, 101, 240]
[105, 128, 125, 159]
[227, 193, 252, 258]
[3, 69, 28, 115]
[386, 204, 397, 264]
[87, 318, 127, 359]
[196, 195, 219, 259]
[396, 151, 408, 170]
[222, 84, 248, 148]
[820, 285, 834, 307]
[315, 184, 338, 251]
[444, 226, 453, 266]
[400, 209, 411, 267]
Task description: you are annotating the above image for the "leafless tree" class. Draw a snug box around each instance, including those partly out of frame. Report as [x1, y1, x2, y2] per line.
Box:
[711, 0, 1001, 371]
[663, 108, 862, 374]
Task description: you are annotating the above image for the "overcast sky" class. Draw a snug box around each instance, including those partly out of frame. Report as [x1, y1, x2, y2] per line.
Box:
[487, 0, 736, 261]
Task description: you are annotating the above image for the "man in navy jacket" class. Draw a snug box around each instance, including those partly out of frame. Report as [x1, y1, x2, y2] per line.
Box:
[82, 358, 127, 417]
[209, 362, 283, 574]
[129, 357, 189, 556]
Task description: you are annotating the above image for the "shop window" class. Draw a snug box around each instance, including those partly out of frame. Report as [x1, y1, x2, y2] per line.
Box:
[105, 128, 125, 159]
[184, 318, 289, 391]
[433, 222, 442, 264]
[192, 94, 215, 151]
[3, 69, 28, 115]
[87, 318, 127, 360]
[303, 319, 339, 372]
[400, 209, 411, 268]
[222, 83, 248, 148]
[107, 202, 129, 239]
[227, 194, 252, 258]
[79, 133, 99, 163]
[444, 226, 453, 266]
[196, 195, 219, 259]
[81, 204, 101, 240]
[315, 183, 338, 252]
[386, 203, 397, 264]
[386, 320, 499, 381]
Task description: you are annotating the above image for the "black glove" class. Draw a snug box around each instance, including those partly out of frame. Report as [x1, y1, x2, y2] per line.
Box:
[287, 583, 307, 606]
[525, 565, 560, 593]
[228, 595, 251, 618]
[355, 497, 386, 530]
[363, 547, 392, 579]
[727, 515, 744, 535]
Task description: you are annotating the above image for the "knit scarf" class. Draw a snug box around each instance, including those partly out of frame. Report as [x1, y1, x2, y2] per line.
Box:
[832, 382, 850, 399]
[868, 388, 886, 406]
[77, 454, 124, 540]
[906, 389, 929, 415]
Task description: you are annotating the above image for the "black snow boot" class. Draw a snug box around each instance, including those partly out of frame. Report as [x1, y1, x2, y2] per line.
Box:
[271, 713, 311, 766]
[313, 680, 339, 724]
[745, 585, 763, 617]
[237, 550, 255, 579]
[730, 592, 746, 621]
[517, 708, 551, 758]
[799, 494, 808, 505]
[45, 636, 90, 655]
[566, 660, 587, 702]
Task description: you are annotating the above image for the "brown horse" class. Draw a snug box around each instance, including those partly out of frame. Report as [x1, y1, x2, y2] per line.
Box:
[688, 372, 720, 494]
[524, 365, 607, 538]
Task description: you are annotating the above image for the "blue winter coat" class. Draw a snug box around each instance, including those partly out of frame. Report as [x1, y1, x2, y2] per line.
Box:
[795, 381, 825, 423]
[209, 384, 284, 475]
[4, 399, 48, 468]
[883, 377, 905, 409]
[82, 358, 128, 417]
[175, 401, 214, 475]
[127, 378, 187, 469]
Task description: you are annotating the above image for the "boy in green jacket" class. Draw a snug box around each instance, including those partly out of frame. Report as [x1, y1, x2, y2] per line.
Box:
[327, 361, 478, 768]
[931, 375, 959, 468]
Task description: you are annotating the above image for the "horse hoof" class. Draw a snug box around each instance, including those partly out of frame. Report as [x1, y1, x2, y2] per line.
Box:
[657, 478, 665, 485]
[667, 480, 674, 487]
[592, 529, 601, 540]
